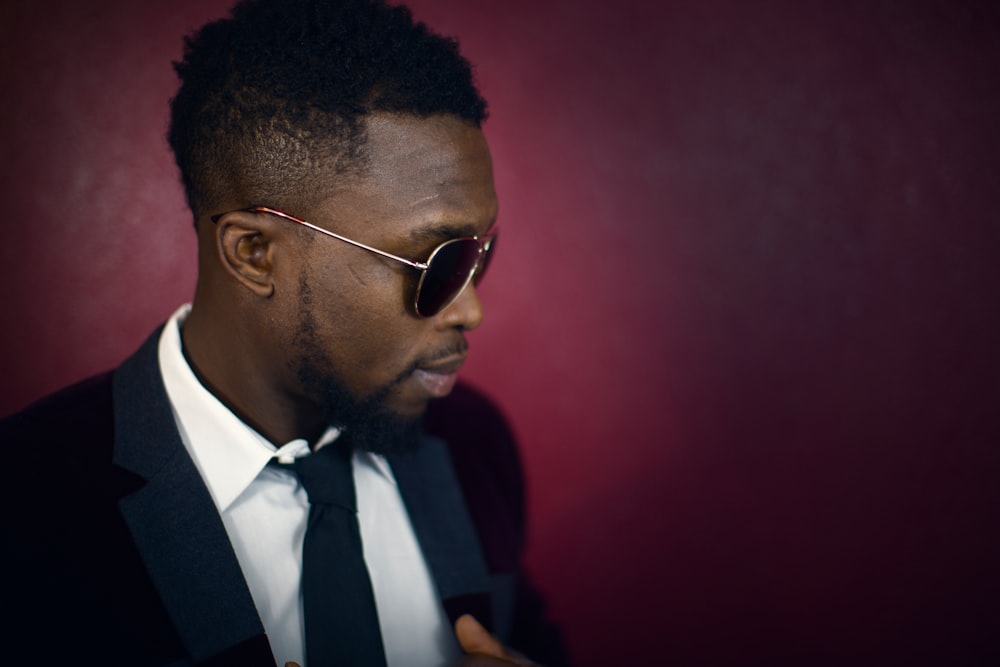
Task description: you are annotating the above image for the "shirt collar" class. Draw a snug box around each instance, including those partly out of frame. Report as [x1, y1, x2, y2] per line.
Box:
[158, 304, 283, 512]
[157, 304, 392, 511]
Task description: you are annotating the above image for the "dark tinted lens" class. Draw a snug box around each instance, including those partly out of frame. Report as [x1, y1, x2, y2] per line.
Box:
[416, 239, 482, 316]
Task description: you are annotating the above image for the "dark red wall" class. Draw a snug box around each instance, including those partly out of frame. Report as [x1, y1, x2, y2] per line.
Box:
[2, 1, 999, 664]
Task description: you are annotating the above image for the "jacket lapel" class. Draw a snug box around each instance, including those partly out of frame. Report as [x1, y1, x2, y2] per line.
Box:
[388, 437, 495, 632]
[109, 325, 496, 662]
[111, 328, 272, 666]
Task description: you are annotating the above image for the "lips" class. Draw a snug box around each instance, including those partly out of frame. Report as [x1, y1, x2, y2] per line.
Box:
[412, 353, 465, 398]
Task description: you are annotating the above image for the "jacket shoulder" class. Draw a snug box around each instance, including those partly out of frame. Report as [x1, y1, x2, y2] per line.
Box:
[426, 384, 570, 665]
[424, 381, 527, 570]
[0, 372, 115, 446]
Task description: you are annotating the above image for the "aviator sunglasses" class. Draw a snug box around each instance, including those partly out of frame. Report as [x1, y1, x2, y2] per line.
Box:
[210, 206, 496, 317]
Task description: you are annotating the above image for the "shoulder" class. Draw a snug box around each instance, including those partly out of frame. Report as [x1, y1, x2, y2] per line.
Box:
[0, 372, 180, 664]
[425, 380, 515, 444]
[0, 372, 115, 447]
[0, 373, 118, 532]
[424, 380, 522, 491]
[0, 370, 143, 509]
[424, 381, 527, 570]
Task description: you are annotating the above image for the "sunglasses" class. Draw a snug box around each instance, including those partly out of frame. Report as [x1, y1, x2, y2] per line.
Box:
[210, 206, 496, 317]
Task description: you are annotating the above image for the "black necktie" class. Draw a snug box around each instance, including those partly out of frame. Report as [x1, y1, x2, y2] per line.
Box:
[289, 442, 387, 667]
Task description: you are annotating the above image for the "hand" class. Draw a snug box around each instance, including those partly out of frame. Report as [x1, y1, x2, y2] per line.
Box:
[455, 614, 537, 666]
[286, 617, 539, 667]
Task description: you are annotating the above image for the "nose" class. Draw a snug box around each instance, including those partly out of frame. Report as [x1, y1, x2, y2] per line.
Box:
[435, 282, 484, 331]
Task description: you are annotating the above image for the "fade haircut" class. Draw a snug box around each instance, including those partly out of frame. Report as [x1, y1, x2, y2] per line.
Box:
[167, 0, 488, 220]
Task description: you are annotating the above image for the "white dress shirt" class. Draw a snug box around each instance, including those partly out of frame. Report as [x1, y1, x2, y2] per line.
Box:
[157, 304, 459, 667]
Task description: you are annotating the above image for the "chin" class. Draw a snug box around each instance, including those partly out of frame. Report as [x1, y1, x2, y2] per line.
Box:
[345, 410, 423, 456]
[384, 393, 433, 420]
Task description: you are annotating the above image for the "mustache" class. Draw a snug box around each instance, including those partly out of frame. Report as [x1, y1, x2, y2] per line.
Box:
[421, 338, 468, 365]
[390, 337, 469, 386]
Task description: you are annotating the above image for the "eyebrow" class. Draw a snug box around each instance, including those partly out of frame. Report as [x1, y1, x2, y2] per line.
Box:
[408, 220, 495, 244]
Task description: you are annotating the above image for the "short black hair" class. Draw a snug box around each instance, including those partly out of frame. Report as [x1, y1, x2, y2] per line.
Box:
[167, 0, 488, 219]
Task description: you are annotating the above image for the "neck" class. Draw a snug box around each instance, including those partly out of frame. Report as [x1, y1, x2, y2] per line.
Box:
[181, 301, 328, 447]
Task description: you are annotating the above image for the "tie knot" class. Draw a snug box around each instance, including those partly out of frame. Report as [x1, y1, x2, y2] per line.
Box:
[291, 443, 356, 511]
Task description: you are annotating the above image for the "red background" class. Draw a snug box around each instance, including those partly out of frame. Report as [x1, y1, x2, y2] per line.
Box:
[2, 1, 999, 664]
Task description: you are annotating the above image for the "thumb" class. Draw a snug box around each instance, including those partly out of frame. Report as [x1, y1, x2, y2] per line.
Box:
[455, 614, 507, 658]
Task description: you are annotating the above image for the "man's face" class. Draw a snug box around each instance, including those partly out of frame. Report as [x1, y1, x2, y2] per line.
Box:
[282, 113, 498, 450]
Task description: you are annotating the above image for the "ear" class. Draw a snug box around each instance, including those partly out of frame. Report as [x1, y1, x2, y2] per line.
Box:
[213, 210, 280, 298]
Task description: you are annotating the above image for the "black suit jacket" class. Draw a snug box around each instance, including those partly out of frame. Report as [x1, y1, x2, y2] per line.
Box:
[1, 328, 566, 666]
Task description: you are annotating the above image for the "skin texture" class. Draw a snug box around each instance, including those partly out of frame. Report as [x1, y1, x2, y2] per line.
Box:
[181, 112, 497, 447]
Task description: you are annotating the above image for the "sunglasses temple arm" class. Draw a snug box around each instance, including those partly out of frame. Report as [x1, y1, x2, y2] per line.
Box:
[304, 220, 430, 269]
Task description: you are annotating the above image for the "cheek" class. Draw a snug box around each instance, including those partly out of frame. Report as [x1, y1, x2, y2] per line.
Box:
[304, 266, 423, 391]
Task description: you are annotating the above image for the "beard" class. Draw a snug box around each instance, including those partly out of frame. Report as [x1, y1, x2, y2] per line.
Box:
[292, 293, 423, 456]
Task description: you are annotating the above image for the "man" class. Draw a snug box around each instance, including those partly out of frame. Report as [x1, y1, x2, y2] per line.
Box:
[0, 0, 566, 665]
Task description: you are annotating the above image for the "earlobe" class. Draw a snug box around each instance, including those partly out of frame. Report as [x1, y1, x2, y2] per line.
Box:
[216, 212, 277, 298]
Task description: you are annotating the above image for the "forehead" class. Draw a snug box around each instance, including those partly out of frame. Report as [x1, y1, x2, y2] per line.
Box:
[316, 112, 497, 241]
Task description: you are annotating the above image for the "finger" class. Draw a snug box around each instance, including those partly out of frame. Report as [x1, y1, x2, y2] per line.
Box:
[284, 662, 301, 667]
[455, 614, 508, 658]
